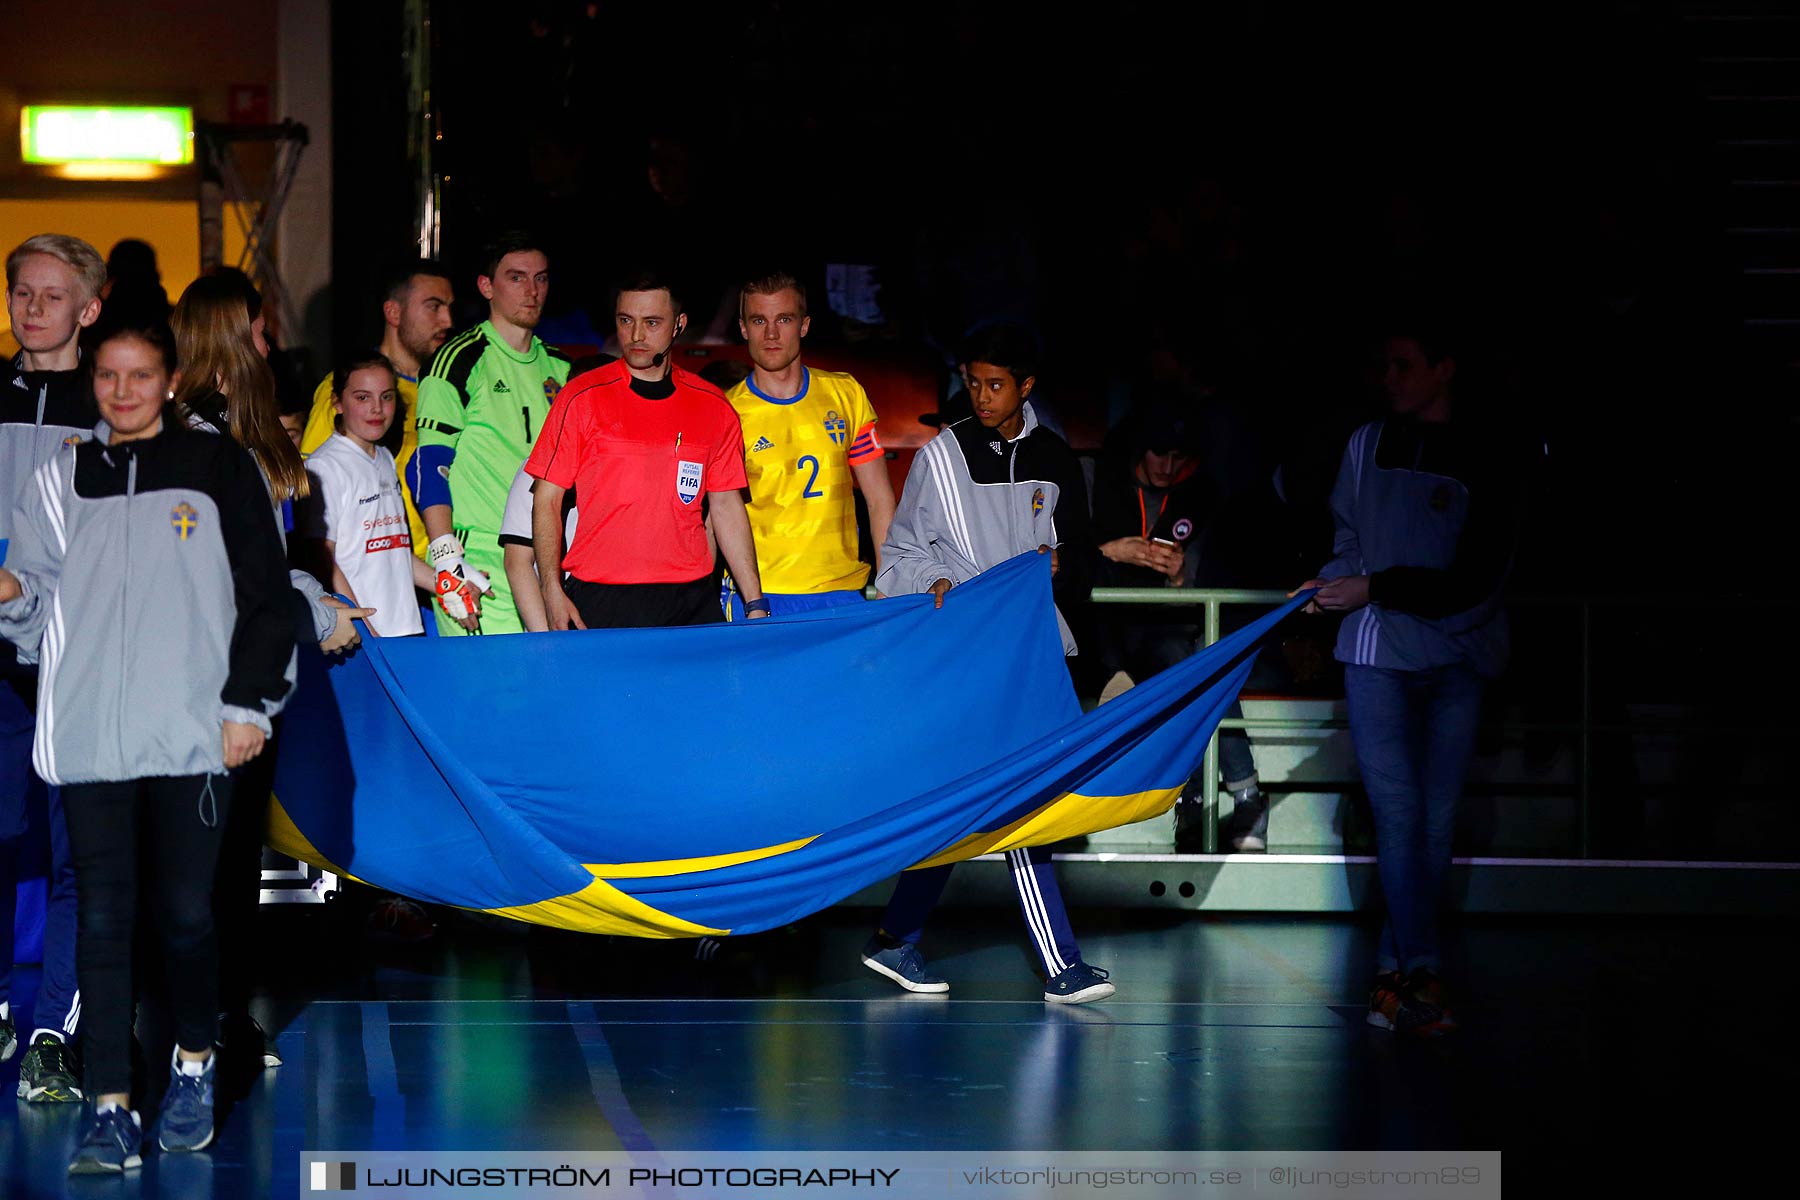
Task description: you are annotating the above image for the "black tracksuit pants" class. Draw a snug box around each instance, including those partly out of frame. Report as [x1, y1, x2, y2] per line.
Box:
[60, 773, 233, 1097]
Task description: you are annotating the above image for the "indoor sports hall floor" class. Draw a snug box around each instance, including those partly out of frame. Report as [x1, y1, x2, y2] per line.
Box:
[0, 901, 1789, 1197]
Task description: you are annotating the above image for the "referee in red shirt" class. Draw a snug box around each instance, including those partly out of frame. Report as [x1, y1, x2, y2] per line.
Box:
[525, 273, 770, 628]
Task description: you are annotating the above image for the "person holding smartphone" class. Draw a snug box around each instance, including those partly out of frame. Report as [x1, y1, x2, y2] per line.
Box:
[1090, 396, 1269, 851]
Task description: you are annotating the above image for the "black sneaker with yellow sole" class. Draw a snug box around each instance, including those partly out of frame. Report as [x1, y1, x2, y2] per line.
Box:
[18, 1032, 84, 1102]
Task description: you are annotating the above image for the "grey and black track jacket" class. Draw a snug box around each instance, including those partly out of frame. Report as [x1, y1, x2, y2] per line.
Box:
[0, 419, 297, 784]
[2, 354, 95, 561]
[2, 355, 96, 677]
[877, 403, 1094, 653]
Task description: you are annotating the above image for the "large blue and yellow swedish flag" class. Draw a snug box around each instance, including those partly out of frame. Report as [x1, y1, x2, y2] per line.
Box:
[271, 554, 1303, 937]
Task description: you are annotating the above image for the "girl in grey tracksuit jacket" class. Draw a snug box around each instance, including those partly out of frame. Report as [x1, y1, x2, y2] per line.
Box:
[0, 418, 297, 780]
[0, 391, 296, 1115]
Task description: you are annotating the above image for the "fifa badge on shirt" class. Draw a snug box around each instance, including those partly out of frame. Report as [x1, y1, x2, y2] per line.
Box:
[1173, 517, 1194, 542]
[171, 502, 199, 541]
[1031, 487, 1045, 516]
[823, 411, 848, 446]
[676, 459, 704, 505]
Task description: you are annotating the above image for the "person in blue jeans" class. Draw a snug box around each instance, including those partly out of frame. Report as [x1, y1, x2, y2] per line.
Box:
[1296, 324, 1536, 1036]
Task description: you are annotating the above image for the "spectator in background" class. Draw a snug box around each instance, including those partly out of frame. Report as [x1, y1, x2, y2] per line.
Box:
[301, 261, 456, 568]
[1294, 324, 1538, 1037]
[278, 389, 308, 450]
[99, 238, 171, 328]
[1090, 397, 1269, 851]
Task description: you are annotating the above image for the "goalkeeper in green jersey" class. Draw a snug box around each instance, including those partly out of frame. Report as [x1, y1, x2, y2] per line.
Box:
[411, 232, 571, 635]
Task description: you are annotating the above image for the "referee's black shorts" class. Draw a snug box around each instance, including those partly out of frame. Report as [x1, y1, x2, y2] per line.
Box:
[563, 575, 723, 629]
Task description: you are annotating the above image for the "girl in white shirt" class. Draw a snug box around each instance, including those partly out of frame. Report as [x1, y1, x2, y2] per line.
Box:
[303, 352, 434, 636]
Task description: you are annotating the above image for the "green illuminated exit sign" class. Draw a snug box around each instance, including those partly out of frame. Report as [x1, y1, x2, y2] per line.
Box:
[21, 106, 194, 166]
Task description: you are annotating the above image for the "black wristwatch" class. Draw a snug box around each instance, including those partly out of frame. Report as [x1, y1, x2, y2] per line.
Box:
[744, 598, 772, 616]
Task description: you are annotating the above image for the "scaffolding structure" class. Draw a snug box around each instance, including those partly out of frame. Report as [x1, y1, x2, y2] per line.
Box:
[195, 118, 310, 342]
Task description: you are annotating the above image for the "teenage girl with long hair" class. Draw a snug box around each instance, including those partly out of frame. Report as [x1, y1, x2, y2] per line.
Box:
[0, 320, 295, 1170]
[168, 274, 370, 1072]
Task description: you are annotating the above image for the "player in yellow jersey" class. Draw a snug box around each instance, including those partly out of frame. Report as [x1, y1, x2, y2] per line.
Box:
[723, 271, 896, 619]
[299, 260, 455, 564]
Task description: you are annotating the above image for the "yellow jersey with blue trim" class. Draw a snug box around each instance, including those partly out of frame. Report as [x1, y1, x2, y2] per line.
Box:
[725, 367, 882, 594]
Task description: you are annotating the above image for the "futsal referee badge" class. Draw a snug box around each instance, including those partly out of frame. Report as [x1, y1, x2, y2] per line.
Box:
[676, 459, 704, 505]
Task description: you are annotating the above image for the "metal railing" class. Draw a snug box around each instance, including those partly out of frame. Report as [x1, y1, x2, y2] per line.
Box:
[1089, 588, 1292, 854]
[1087, 588, 1624, 856]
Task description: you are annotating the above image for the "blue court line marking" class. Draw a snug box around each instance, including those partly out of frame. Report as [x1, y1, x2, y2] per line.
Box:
[388, 1019, 1348, 1031]
[362, 1001, 405, 1148]
[325, 998, 1337, 1006]
[345, 998, 1340, 1008]
[567, 1000, 661, 1157]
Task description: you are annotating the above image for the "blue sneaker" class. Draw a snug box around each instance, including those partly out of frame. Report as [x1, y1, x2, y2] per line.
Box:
[156, 1049, 216, 1152]
[860, 937, 949, 994]
[1044, 962, 1115, 1004]
[68, 1105, 143, 1174]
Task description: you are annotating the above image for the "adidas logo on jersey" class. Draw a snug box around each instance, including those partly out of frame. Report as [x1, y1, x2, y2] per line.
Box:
[750, 436, 775, 453]
[492, 379, 511, 393]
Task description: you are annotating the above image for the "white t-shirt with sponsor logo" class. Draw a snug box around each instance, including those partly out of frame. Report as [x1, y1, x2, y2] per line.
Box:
[304, 433, 423, 637]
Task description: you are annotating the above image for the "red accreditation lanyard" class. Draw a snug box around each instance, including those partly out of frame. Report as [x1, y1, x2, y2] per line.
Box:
[1137, 489, 1168, 539]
